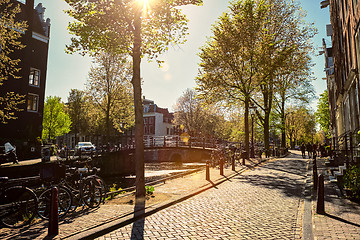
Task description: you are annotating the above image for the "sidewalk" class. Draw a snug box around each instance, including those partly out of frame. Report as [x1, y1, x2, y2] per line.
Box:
[0, 157, 266, 240]
[311, 156, 360, 240]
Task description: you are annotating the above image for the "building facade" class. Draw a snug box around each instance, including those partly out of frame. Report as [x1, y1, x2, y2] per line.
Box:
[323, 0, 360, 160]
[143, 99, 176, 137]
[0, 0, 50, 159]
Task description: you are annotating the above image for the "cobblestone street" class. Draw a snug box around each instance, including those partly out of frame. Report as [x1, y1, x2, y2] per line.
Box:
[97, 156, 308, 240]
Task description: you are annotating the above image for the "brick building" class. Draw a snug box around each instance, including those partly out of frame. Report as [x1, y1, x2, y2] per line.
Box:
[322, 0, 360, 160]
[0, 0, 50, 159]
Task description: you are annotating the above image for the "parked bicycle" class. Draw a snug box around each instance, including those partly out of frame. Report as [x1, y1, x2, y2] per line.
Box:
[62, 166, 103, 212]
[37, 163, 105, 218]
[36, 164, 71, 219]
[0, 177, 38, 228]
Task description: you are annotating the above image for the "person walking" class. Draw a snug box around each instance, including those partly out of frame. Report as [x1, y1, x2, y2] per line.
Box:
[300, 143, 306, 158]
[306, 143, 313, 158]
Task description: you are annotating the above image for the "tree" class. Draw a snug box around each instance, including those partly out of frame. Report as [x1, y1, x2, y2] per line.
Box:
[273, 49, 315, 148]
[65, 0, 202, 198]
[67, 89, 88, 144]
[0, 0, 27, 123]
[173, 89, 227, 139]
[174, 89, 206, 136]
[253, 0, 316, 154]
[286, 106, 316, 145]
[42, 96, 72, 142]
[86, 52, 134, 142]
[196, 0, 267, 159]
[315, 90, 330, 138]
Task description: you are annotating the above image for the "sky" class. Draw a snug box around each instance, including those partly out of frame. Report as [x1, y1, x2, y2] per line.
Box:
[36, 0, 331, 112]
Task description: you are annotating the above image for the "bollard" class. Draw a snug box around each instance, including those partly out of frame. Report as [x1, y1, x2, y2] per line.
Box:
[232, 155, 235, 171]
[316, 174, 325, 214]
[48, 187, 59, 236]
[206, 161, 210, 181]
[220, 158, 224, 176]
[313, 162, 318, 191]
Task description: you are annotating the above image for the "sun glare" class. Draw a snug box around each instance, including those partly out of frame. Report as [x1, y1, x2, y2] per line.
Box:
[137, 0, 151, 12]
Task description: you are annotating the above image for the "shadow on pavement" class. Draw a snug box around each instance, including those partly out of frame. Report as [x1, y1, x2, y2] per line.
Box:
[131, 197, 145, 239]
[233, 155, 308, 199]
[207, 180, 218, 189]
[323, 213, 360, 227]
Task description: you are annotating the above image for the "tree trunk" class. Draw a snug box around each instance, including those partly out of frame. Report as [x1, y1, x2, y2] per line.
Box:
[264, 113, 270, 154]
[133, 10, 145, 199]
[280, 97, 286, 149]
[106, 101, 111, 143]
[262, 82, 273, 156]
[244, 96, 250, 160]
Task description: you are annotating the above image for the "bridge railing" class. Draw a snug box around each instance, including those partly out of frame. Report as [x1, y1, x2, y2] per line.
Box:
[143, 135, 217, 149]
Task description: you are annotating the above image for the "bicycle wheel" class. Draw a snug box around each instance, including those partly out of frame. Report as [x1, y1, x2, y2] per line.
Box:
[37, 186, 72, 220]
[0, 186, 38, 228]
[92, 175, 107, 203]
[82, 177, 102, 208]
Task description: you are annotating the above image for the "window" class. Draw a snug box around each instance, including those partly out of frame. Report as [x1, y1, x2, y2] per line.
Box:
[27, 94, 39, 112]
[149, 125, 154, 134]
[29, 68, 40, 86]
[149, 116, 154, 124]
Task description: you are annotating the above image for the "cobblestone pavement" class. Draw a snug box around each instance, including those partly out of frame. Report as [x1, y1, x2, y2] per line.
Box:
[96, 155, 308, 240]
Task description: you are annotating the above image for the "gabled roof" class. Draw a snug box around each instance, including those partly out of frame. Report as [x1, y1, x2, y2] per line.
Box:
[13, 0, 50, 36]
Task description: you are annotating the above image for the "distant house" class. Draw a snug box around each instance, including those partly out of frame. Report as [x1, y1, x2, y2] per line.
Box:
[0, 0, 50, 159]
[143, 99, 176, 137]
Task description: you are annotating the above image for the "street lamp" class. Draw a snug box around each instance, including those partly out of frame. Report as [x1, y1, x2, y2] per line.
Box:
[249, 103, 257, 158]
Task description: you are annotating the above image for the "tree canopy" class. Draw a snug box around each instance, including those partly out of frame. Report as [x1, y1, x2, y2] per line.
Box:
[65, 0, 202, 60]
[315, 90, 330, 138]
[0, 0, 27, 123]
[86, 52, 134, 140]
[0, 0, 27, 83]
[42, 96, 72, 142]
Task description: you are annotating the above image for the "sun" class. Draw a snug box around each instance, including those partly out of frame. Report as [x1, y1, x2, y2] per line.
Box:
[137, 0, 151, 12]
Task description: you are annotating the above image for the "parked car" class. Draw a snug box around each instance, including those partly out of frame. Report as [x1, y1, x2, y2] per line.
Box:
[75, 142, 96, 155]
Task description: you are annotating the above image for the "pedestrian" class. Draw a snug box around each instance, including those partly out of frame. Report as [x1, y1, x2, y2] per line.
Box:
[300, 143, 306, 158]
[306, 143, 313, 158]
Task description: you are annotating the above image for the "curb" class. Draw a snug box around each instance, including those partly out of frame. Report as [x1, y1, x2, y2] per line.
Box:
[302, 159, 314, 240]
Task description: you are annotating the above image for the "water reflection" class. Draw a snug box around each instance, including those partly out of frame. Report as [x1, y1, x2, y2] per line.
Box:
[104, 162, 205, 189]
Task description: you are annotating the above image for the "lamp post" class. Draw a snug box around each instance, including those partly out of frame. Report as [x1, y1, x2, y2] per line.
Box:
[249, 103, 257, 158]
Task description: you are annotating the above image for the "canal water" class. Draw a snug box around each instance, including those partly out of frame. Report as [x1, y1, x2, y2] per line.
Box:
[104, 162, 206, 189]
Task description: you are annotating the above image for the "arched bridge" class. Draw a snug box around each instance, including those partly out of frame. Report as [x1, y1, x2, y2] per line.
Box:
[97, 136, 218, 177]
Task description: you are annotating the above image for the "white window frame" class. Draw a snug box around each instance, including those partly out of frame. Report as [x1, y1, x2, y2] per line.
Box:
[29, 68, 40, 87]
[27, 93, 39, 112]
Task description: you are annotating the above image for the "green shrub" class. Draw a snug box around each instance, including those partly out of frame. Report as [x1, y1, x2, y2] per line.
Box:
[105, 184, 125, 200]
[145, 185, 154, 195]
[343, 165, 360, 200]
